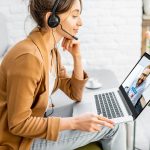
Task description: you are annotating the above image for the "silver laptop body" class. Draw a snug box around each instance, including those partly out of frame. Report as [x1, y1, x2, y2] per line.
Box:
[73, 53, 150, 124]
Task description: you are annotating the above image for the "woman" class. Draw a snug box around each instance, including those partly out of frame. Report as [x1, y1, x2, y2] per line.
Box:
[0, 0, 126, 150]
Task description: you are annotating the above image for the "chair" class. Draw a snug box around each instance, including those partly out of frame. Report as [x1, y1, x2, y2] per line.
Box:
[75, 142, 102, 150]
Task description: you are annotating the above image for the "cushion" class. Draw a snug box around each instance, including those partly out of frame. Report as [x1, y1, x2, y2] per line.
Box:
[0, 57, 3, 64]
[75, 142, 102, 150]
[0, 12, 9, 57]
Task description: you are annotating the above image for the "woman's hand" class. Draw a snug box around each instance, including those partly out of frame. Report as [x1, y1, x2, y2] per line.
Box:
[73, 112, 115, 132]
[61, 38, 81, 58]
[59, 112, 115, 132]
[61, 37, 84, 80]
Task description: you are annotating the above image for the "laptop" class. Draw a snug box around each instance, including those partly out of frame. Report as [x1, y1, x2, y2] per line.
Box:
[73, 53, 150, 123]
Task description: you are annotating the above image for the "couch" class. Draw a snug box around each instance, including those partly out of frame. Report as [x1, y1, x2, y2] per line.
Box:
[0, 12, 9, 64]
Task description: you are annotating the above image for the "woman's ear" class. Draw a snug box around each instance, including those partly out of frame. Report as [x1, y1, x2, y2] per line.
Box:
[44, 12, 51, 27]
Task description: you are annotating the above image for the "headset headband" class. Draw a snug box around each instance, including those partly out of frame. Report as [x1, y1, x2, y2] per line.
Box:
[51, 0, 60, 14]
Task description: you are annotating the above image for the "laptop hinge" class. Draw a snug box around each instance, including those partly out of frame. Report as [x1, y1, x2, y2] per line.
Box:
[118, 90, 133, 116]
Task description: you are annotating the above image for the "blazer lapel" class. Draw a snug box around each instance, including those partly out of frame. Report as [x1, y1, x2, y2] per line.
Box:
[28, 28, 49, 97]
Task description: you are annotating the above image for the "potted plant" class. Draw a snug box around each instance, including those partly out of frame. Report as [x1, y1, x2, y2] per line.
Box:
[145, 31, 150, 52]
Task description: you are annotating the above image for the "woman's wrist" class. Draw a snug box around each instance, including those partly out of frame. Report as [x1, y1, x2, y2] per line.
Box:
[73, 54, 82, 60]
[72, 54, 84, 80]
[59, 117, 78, 131]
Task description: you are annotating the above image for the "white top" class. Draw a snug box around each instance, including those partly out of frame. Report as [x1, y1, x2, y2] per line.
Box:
[49, 63, 56, 96]
[46, 62, 56, 111]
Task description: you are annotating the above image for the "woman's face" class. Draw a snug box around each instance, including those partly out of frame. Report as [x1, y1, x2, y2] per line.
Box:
[57, 0, 83, 39]
[137, 68, 150, 85]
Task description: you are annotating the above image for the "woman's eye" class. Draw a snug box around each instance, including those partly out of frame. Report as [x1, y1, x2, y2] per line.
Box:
[73, 16, 78, 18]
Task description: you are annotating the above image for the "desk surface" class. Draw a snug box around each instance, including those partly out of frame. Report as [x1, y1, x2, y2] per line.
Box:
[85, 69, 119, 90]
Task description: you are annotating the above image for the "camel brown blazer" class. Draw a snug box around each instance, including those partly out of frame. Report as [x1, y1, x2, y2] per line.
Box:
[0, 28, 88, 150]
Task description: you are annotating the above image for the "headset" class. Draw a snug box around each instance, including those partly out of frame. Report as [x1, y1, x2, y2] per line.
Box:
[48, 0, 78, 40]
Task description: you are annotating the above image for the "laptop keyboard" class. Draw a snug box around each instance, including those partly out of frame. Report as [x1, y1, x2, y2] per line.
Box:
[94, 92, 124, 119]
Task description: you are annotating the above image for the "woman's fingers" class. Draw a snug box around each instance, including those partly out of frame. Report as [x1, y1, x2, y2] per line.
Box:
[66, 40, 72, 50]
[61, 38, 66, 48]
[97, 115, 115, 124]
[99, 120, 114, 128]
[62, 38, 70, 50]
[94, 125, 102, 132]
[61, 38, 79, 51]
[90, 115, 115, 129]
[93, 119, 114, 128]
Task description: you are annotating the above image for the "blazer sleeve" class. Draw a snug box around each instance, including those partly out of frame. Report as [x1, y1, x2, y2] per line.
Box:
[7, 53, 60, 141]
[58, 65, 88, 101]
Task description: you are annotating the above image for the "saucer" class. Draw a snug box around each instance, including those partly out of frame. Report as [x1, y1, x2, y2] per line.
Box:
[85, 78, 102, 89]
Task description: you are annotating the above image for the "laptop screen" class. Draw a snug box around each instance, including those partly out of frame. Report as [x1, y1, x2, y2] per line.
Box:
[121, 53, 150, 116]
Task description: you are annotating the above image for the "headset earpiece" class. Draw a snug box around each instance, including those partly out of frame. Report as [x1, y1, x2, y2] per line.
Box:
[47, 0, 60, 28]
[48, 14, 60, 28]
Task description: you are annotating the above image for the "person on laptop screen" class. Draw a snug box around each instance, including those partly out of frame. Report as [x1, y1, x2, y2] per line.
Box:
[0, 0, 126, 150]
[125, 65, 150, 106]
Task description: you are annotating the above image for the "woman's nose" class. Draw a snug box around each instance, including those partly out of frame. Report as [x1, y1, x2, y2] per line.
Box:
[77, 16, 83, 27]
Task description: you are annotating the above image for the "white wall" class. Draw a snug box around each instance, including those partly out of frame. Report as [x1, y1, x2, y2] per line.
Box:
[0, 0, 143, 83]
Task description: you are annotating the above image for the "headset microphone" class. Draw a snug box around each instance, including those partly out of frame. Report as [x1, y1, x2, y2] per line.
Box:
[60, 24, 78, 40]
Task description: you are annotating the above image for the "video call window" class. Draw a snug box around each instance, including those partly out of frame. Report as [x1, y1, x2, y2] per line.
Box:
[122, 56, 150, 114]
